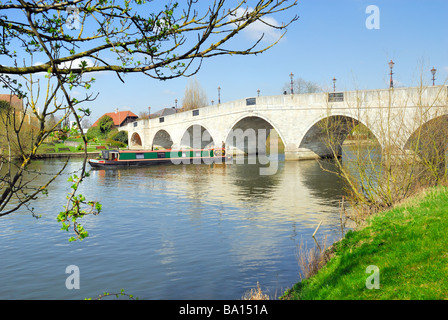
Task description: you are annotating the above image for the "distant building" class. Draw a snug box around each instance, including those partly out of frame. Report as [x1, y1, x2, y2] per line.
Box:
[92, 109, 138, 129]
[70, 120, 90, 131]
[150, 107, 179, 118]
[0, 93, 39, 127]
[0, 94, 24, 111]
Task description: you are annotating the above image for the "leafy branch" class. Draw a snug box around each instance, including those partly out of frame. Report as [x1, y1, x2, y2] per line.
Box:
[57, 173, 102, 242]
[87, 288, 137, 300]
[0, 0, 298, 240]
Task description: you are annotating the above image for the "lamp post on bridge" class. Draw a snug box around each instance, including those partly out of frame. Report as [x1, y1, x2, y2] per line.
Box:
[388, 60, 395, 88]
[218, 86, 221, 104]
[290, 72, 294, 94]
[431, 67, 437, 86]
[332, 77, 336, 92]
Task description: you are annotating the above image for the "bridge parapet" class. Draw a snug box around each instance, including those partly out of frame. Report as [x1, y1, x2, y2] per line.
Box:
[126, 85, 448, 158]
[129, 86, 447, 132]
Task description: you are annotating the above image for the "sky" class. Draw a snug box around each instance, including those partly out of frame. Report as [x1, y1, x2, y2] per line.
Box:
[1, 0, 448, 122]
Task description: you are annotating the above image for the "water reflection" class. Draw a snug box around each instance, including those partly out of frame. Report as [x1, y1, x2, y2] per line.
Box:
[300, 159, 346, 201]
[0, 157, 347, 299]
[231, 160, 282, 201]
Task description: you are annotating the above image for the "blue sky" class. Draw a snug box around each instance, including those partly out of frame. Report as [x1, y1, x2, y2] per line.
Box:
[90, 0, 448, 119]
[2, 0, 448, 121]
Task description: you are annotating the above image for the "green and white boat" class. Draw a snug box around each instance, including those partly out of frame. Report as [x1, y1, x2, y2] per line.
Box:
[88, 148, 229, 168]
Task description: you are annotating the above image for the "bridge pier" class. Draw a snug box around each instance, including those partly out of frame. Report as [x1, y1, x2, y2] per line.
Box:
[285, 149, 319, 161]
[284, 143, 337, 161]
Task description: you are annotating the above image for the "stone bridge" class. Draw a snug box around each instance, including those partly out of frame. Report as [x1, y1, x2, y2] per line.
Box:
[125, 86, 448, 160]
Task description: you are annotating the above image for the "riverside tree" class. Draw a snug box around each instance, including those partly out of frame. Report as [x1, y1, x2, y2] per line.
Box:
[282, 77, 322, 94]
[0, 0, 298, 240]
[181, 77, 208, 111]
[318, 83, 448, 222]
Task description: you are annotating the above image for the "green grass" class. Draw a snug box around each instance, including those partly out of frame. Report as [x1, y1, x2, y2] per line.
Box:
[282, 185, 448, 300]
[38, 139, 108, 154]
[38, 143, 95, 153]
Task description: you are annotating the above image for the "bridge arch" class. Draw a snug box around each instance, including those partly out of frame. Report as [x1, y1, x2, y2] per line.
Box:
[297, 113, 381, 159]
[152, 129, 173, 150]
[130, 132, 143, 149]
[404, 114, 448, 151]
[179, 124, 215, 149]
[225, 114, 286, 156]
[403, 114, 448, 177]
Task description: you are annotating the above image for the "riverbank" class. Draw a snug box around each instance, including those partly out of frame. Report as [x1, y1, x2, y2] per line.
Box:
[282, 184, 448, 300]
[32, 151, 100, 159]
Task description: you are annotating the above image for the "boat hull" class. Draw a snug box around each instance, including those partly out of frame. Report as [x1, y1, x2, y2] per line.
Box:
[88, 155, 230, 168]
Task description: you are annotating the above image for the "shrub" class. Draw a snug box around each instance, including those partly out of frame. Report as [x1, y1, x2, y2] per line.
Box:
[0, 100, 12, 112]
[110, 130, 128, 145]
[106, 138, 126, 148]
[241, 282, 269, 300]
[86, 126, 102, 140]
[107, 128, 119, 138]
[98, 115, 114, 136]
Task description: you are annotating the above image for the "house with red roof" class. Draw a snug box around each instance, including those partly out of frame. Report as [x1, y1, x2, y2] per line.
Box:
[0, 93, 40, 127]
[92, 109, 138, 129]
[0, 94, 24, 111]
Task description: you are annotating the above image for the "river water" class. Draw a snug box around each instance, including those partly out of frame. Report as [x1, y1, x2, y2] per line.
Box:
[0, 155, 347, 300]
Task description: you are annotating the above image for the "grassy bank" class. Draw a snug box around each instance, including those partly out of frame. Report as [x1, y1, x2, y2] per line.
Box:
[282, 185, 448, 300]
[36, 138, 112, 154]
[38, 142, 99, 153]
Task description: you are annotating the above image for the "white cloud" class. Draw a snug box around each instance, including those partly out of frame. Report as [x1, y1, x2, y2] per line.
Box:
[163, 89, 176, 95]
[58, 58, 95, 70]
[70, 90, 82, 97]
[32, 57, 113, 83]
[33, 58, 95, 72]
[232, 7, 283, 43]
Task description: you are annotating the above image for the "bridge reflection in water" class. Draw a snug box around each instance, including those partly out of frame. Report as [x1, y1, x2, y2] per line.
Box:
[1, 155, 352, 299]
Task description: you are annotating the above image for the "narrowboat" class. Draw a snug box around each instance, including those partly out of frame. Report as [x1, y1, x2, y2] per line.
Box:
[88, 148, 229, 168]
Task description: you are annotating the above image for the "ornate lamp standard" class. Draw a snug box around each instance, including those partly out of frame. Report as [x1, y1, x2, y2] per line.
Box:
[388, 60, 395, 88]
[218, 86, 221, 104]
[431, 67, 437, 86]
[332, 77, 337, 92]
[290, 72, 294, 94]
[257, 89, 260, 97]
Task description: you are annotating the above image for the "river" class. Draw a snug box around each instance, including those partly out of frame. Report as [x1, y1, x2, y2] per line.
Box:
[0, 155, 347, 300]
